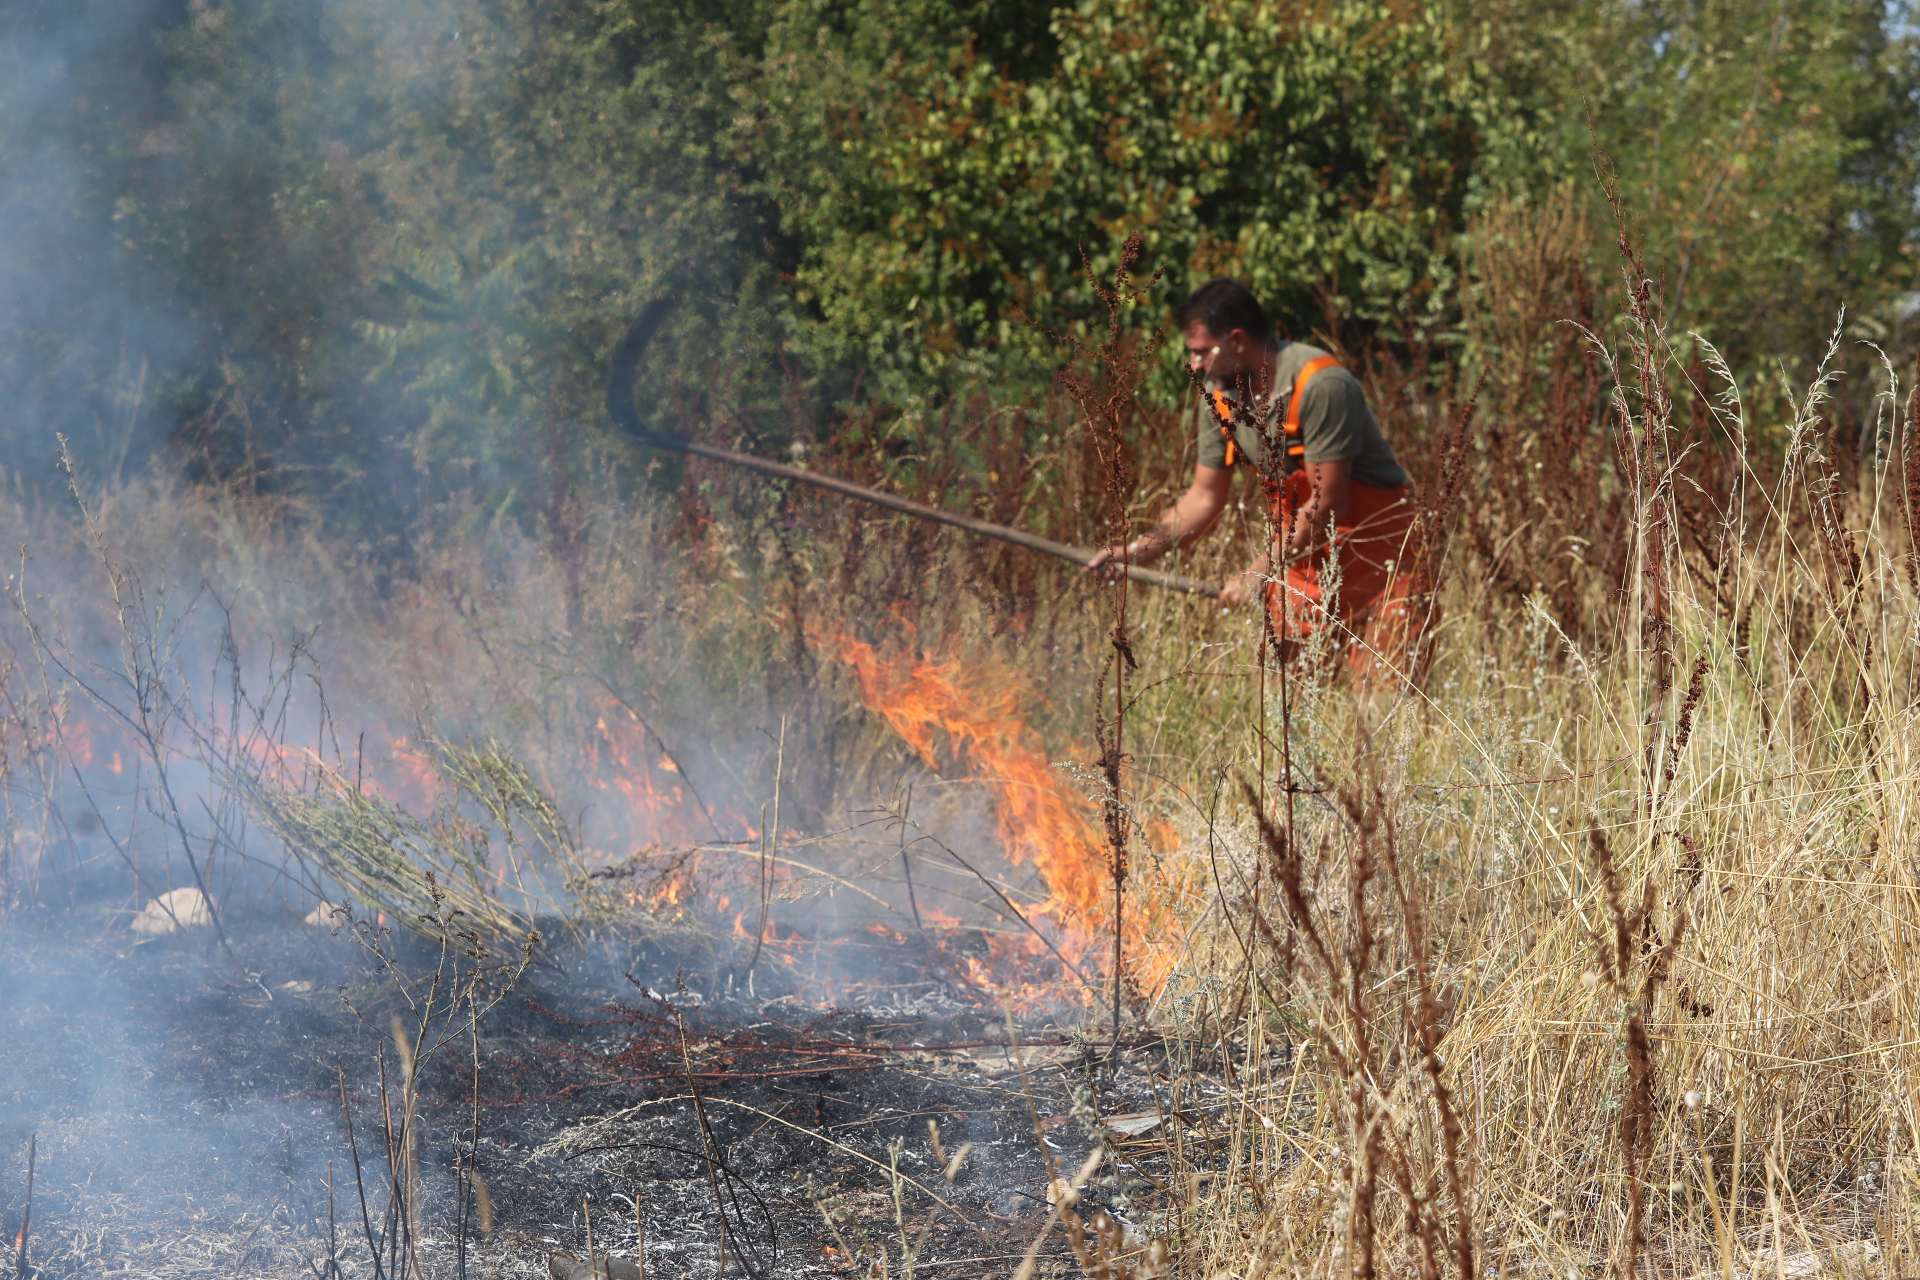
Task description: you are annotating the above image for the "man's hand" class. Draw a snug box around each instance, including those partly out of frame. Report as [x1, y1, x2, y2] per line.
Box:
[1085, 543, 1133, 583]
[1086, 535, 1165, 583]
[1086, 464, 1232, 585]
[1218, 554, 1271, 608]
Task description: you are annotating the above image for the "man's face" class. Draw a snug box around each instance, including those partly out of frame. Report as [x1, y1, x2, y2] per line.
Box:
[1183, 322, 1257, 386]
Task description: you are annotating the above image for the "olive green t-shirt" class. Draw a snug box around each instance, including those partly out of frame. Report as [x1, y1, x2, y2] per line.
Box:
[1193, 341, 1409, 489]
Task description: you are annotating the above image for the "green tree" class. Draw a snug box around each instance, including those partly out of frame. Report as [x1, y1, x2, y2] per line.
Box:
[19, 0, 1916, 515]
[778, 0, 1549, 397]
[1469, 0, 1920, 365]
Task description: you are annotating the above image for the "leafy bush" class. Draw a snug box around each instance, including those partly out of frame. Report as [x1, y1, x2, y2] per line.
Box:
[781, 0, 1543, 395]
[4, 0, 1917, 525]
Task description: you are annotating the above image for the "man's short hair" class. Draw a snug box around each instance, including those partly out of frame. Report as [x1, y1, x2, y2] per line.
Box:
[1172, 278, 1272, 342]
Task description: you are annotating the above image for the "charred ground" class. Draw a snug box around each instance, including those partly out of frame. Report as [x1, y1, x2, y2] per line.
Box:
[0, 913, 1240, 1278]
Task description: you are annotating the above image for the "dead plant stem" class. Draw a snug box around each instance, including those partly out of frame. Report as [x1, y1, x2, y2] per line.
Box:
[12, 1132, 33, 1280]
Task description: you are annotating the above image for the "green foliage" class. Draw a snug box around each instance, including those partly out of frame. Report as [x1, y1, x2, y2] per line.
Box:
[0, 0, 195, 482]
[4, 0, 1916, 518]
[136, 0, 778, 508]
[785, 0, 1546, 396]
[1471, 0, 1920, 356]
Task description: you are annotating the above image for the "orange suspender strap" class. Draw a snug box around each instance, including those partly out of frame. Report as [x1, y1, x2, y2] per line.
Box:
[1211, 356, 1342, 468]
[1210, 390, 1238, 466]
[1285, 356, 1341, 456]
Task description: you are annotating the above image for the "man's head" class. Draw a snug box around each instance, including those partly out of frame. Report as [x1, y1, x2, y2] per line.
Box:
[1173, 278, 1273, 386]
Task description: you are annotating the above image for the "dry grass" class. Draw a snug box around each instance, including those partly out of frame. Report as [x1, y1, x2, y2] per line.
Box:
[1126, 249, 1920, 1275]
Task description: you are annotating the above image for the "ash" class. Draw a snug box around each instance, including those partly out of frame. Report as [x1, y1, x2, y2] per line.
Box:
[0, 915, 1199, 1279]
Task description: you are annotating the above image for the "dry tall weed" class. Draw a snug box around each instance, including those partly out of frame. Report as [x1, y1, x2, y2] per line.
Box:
[1135, 227, 1920, 1278]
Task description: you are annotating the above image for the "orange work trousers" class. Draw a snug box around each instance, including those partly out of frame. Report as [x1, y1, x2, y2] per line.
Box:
[1264, 472, 1434, 688]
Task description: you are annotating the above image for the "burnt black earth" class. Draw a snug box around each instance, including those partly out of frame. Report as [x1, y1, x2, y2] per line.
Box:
[0, 913, 1188, 1279]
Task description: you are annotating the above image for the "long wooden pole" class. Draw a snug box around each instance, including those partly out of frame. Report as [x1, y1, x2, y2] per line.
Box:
[606, 302, 1221, 599]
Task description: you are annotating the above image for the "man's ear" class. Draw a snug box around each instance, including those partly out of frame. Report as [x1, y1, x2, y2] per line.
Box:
[1225, 328, 1250, 354]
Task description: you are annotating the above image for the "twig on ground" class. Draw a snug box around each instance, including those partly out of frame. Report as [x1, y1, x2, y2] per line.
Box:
[12, 1133, 34, 1280]
[338, 1068, 387, 1280]
[583, 1194, 596, 1280]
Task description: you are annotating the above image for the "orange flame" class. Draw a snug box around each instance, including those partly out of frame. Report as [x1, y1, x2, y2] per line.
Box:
[832, 632, 1110, 941]
[828, 626, 1197, 1004]
[62, 712, 95, 767]
[42, 631, 1201, 1009]
[581, 704, 727, 848]
[384, 737, 440, 808]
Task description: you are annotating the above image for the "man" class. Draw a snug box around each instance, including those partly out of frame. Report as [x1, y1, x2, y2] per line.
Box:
[1086, 277, 1430, 683]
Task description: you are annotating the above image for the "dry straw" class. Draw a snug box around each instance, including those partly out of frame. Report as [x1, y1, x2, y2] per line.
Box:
[1137, 196, 1920, 1278]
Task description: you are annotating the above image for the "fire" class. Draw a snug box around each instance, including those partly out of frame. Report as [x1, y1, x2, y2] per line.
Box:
[33, 623, 1197, 1011]
[62, 711, 94, 766]
[385, 736, 440, 807]
[828, 625, 1196, 1002]
[582, 703, 724, 848]
[832, 631, 1108, 936]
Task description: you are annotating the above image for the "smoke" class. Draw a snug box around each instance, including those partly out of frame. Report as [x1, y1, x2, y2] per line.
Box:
[0, 0, 197, 492]
[0, 3, 1120, 1267]
[0, 931, 359, 1276]
[0, 0, 1103, 970]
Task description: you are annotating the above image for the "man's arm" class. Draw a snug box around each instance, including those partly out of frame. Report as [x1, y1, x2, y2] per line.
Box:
[1086, 456, 1354, 604]
[1287, 458, 1352, 556]
[1086, 463, 1231, 580]
[1216, 458, 1354, 608]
